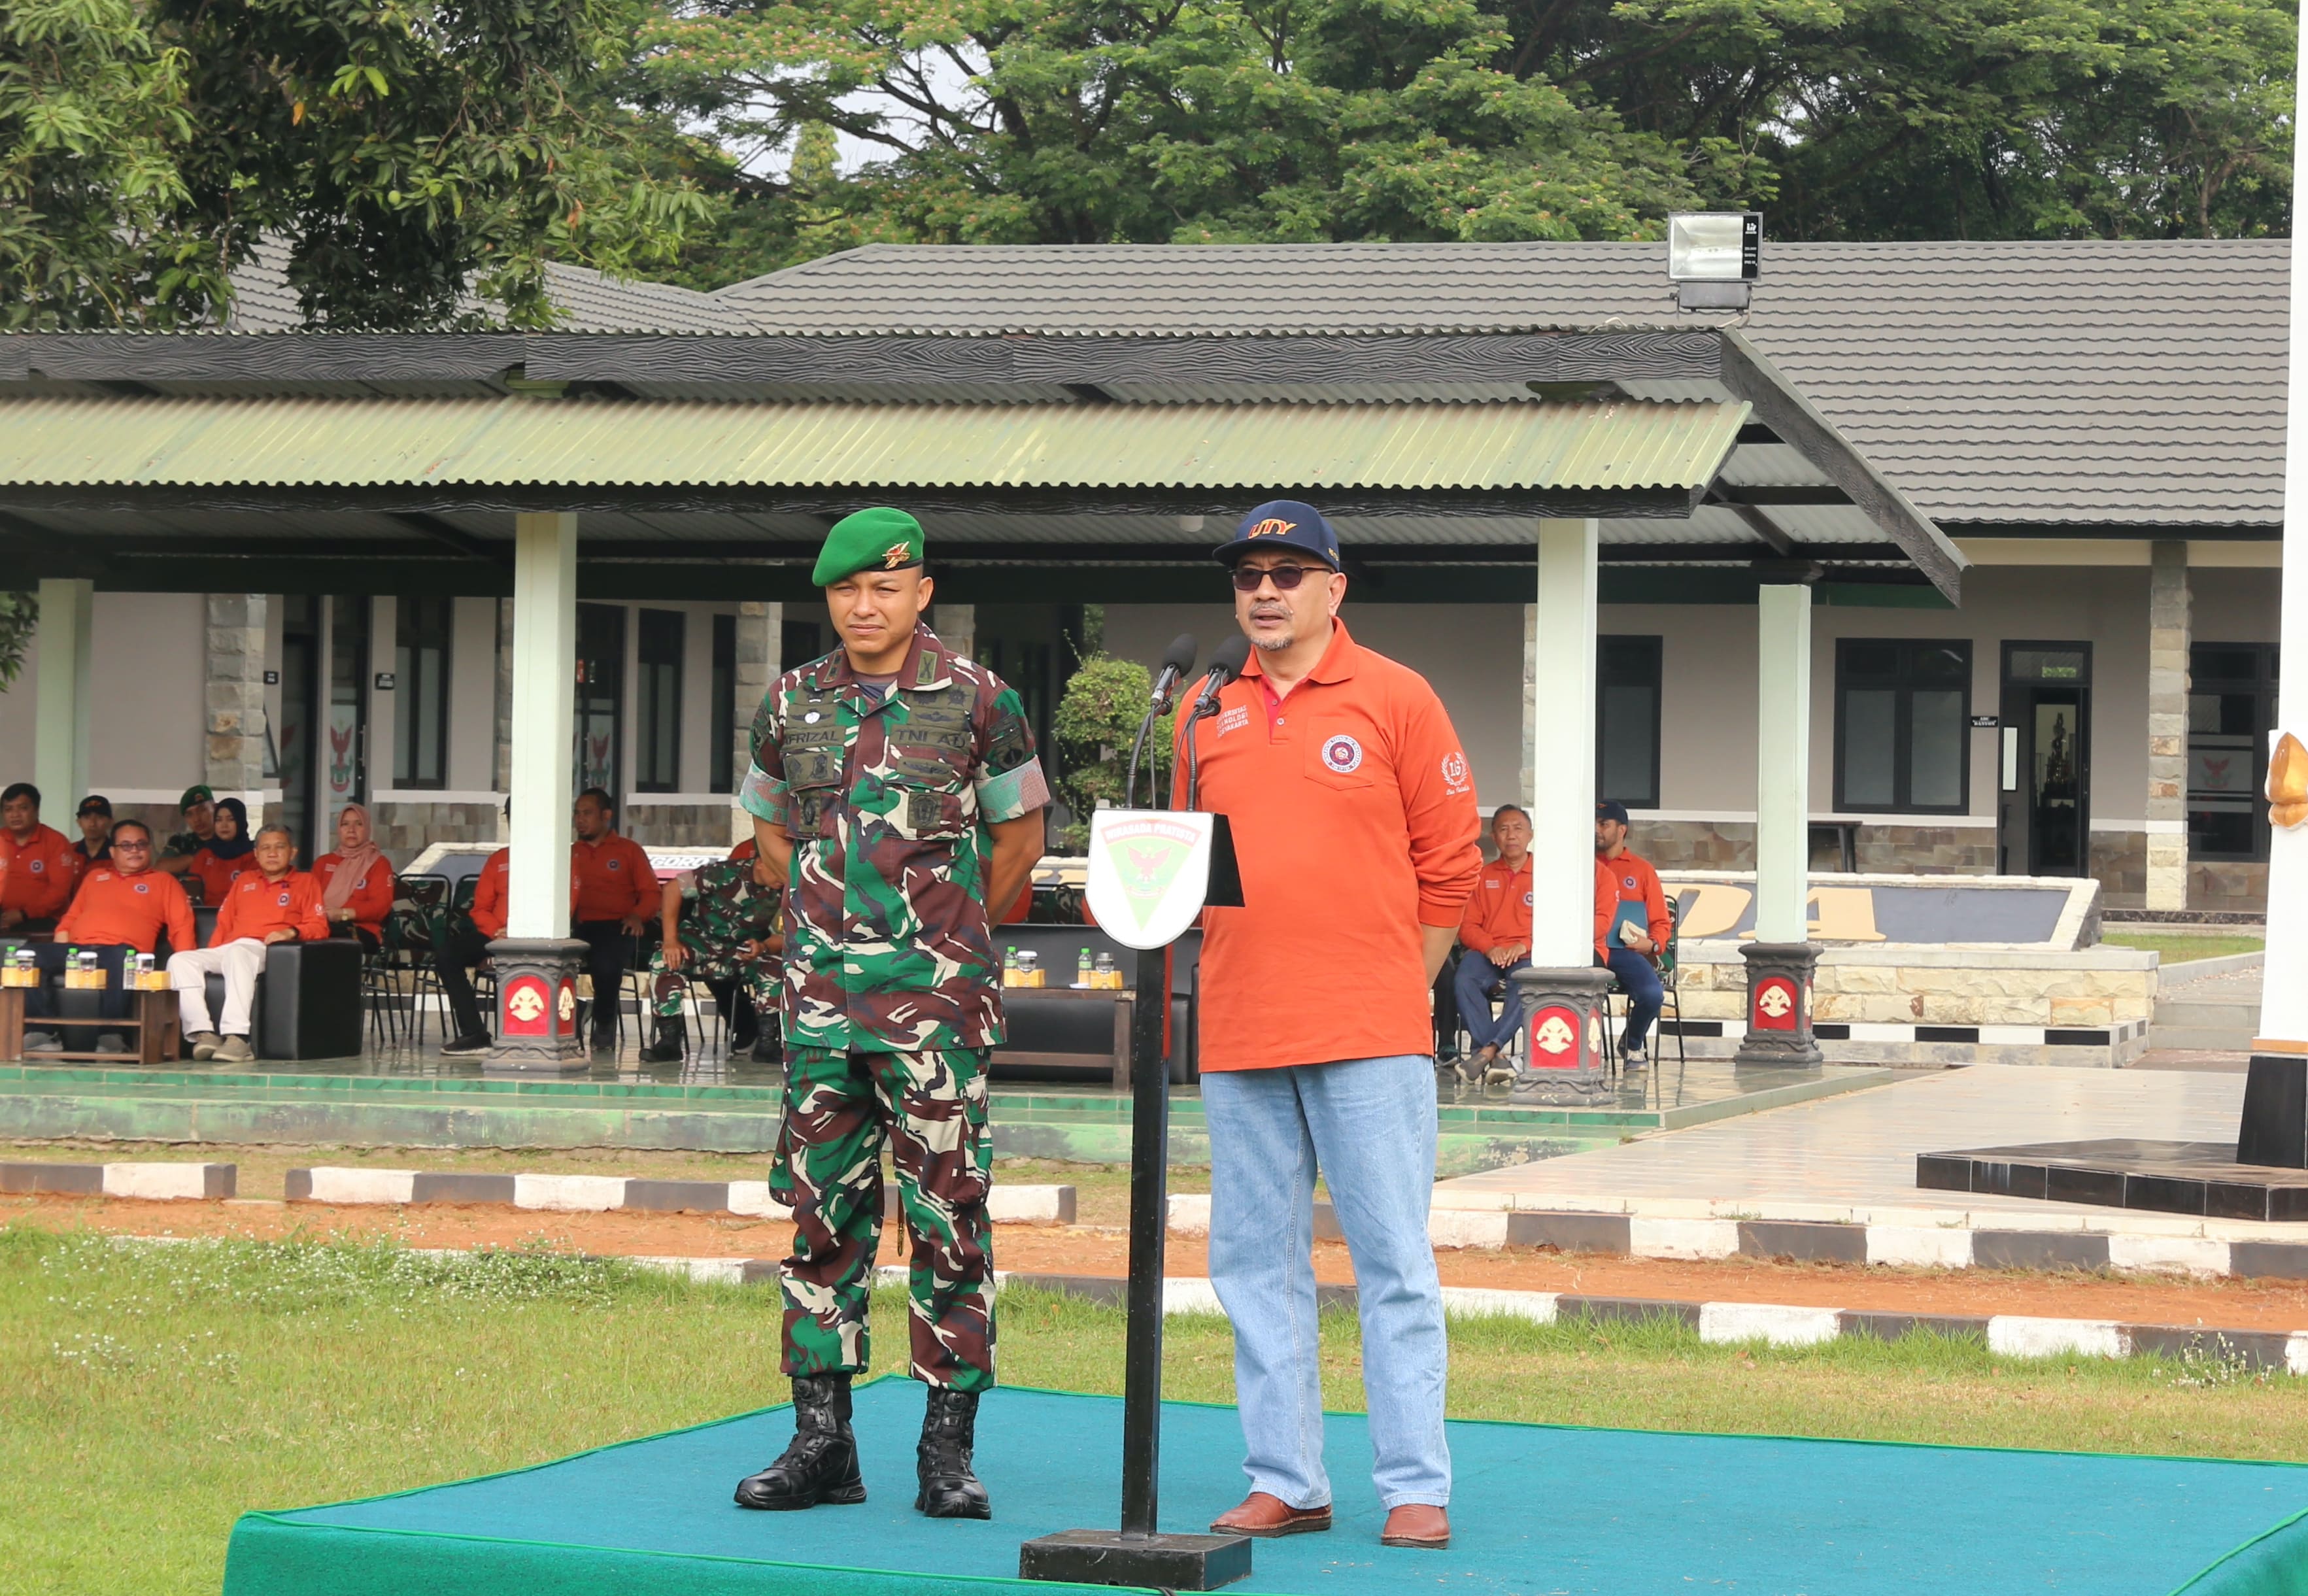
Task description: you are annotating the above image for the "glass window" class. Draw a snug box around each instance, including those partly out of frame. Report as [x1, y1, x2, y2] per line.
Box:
[711, 614, 737, 795]
[574, 603, 625, 800]
[1595, 636, 1662, 809]
[636, 609, 684, 794]
[1835, 639, 1972, 813]
[394, 596, 452, 790]
[2188, 642, 2279, 862]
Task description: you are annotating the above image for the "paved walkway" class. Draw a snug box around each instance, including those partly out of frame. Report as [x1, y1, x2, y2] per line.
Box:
[1434, 1065, 2248, 1225]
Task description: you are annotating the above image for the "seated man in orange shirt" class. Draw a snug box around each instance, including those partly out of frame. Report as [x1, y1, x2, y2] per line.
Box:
[0, 782, 82, 933]
[313, 802, 396, 950]
[1595, 800, 1672, 1070]
[571, 787, 654, 1049]
[167, 823, 328, 1062]
[22, 821, 196, 1054]
[1453, 804, 1535, 1085]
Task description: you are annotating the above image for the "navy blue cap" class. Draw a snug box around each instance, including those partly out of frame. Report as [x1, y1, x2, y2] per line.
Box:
[1595, 800, 1631, 826]
[1212, 500, 1342, 570]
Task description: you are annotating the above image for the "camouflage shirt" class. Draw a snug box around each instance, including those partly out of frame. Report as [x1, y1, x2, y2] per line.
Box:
[677, 858, 780, 964]
[740, 624, 1049, 1053]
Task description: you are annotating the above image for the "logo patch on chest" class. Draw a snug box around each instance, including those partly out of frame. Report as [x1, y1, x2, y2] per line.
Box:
[1216, 705, 1251, 738]
[1320, 734, 1365, 775]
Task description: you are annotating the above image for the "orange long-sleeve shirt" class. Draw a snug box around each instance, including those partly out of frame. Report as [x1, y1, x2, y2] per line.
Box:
[467, 847, 582, 941]
[469, 849, 510, 940]
[1597, 847, 1672, 954]
[1, 823, 80, 921]
[1459, 855, 1533, 957]
[54, 866, 195, 955]
[313, 852, 396, 942]
[212, 870, 328, 946]
[1181, 621, 1481, 1072]
[186, 847, 254, 909]
[572, 833, 654, 925]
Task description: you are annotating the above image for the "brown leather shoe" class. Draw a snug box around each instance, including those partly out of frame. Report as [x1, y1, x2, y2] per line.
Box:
[1380, 1503, 1451, 1549]
[1210, 1491, 1332, 1538]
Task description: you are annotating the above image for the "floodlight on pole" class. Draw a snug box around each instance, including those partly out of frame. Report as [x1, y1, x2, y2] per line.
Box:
[1668, 212, 1761, 311]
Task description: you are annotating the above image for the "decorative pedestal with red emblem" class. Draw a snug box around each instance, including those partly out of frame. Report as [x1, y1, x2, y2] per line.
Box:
[484, 938, 590, 1070]
[1733, 942, 1823, 1068]
[1506, 966, 1616, 1102]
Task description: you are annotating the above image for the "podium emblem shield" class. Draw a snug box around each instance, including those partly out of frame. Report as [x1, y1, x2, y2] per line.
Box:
[1086, 811, 1218, 951]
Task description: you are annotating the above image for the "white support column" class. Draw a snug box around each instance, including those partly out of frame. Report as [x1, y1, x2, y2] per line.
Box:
[32, 578, 93, 814]
[508, 513, 577, 940]
[1754, 584, 1814, 943]
[2260, 29, 2308, 1048]
[1528, 518, 1599, 967]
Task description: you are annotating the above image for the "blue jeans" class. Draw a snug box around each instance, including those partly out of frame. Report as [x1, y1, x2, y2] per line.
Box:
[1202, 1055, 1450, 1511]
[1452, 951, 1530, 1052]
[1607, 947, 1663, 1050]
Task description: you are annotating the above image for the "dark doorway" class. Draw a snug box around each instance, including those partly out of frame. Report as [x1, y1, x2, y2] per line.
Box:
[279, 595, 322, 849]
[323, 596, 371, 839]
[1999, 643, 2092, 877]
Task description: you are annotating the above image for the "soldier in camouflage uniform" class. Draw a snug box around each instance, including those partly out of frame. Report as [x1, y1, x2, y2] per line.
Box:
[732, 507, 1048, 1523]
[636, 852, 783, 1064]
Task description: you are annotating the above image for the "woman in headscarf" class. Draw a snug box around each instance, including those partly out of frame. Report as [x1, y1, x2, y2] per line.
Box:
[314, 802, 395, 950]
[186, 797, 256, 907]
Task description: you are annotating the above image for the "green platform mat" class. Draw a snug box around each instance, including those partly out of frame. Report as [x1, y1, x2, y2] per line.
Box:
[223, 1380, 2308, 1596]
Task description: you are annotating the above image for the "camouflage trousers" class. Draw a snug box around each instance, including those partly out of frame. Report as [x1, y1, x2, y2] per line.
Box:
[771, 1045, 995, 1392]
[646, 945, 779, 1019]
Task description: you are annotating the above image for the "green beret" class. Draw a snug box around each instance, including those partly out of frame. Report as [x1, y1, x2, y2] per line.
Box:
[814, 507, 925, 586]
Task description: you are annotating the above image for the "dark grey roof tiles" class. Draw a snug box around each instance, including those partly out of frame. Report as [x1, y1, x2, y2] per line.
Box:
[222, 245, 745, 335]
[713, 239, 2289, 526]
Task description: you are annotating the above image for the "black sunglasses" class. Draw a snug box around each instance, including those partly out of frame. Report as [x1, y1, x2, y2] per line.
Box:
[1229, 564, 1325, 592]
[112, 838, 151, 849]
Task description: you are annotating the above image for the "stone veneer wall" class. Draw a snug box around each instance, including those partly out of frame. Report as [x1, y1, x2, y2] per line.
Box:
[1674, 945, 2156, 1030]
[2191, 860, 2269, 914]
[2089, 830, 2148, 907]
[373, 801, 503, 868]
[1635, 819, 1994, 876]
[623, 804, 738, 847]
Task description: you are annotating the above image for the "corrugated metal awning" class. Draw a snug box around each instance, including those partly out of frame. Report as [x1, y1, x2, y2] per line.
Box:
[0, 394, 1746, 492]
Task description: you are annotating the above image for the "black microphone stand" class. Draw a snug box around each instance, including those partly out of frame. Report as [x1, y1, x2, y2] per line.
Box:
[1020, 677, 1251, 1593]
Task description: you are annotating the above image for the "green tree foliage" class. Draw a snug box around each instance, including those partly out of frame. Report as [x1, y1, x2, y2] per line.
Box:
[642, 0, 2290, 282]
[1051, 653, 1172, 851]
[640, 0, 1711, 266]
[1512, 0, 2294, 237]
[8, 0, 716, 331]
[1, 0, 224, 328]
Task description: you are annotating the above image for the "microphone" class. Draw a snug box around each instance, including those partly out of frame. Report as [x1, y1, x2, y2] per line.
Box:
[1187, 635, 1252, 721]
[1147, 633, 1198, 713]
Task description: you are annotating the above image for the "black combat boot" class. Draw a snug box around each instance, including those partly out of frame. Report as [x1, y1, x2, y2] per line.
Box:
[734, 1374, 865, 1510]
[636, 1016, 687, 1063]
[915, 1386, 991, 1519]
[751, 1030, 785, 1066]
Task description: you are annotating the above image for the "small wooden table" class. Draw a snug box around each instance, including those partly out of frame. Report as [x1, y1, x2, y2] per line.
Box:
[0, 985, 182, 1064]
[993, 985, 1138, 1087]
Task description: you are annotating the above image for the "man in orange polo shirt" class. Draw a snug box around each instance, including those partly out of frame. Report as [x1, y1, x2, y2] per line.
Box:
[0, 783, 81, 932]
[1595, 800, 1672, 1068]
[571, 787, 654, 1049]
[1453, 804, 1535, 1085]
[1179, 501, 1480, 1554]
[167, 822, 328, 1061]
[22, 821, 195, 1053]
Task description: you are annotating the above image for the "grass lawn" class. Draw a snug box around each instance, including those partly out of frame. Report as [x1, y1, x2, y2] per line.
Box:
[8, 1226, 2308, 1596]
[2102, 931, 2264, 964]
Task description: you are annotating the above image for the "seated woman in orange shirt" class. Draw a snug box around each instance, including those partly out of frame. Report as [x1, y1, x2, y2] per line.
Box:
[185, 798, 256, 907]
[313, 802, 396, 951]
